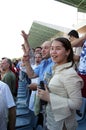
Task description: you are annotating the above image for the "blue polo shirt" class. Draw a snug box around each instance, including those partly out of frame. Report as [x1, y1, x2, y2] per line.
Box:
[34, 58, 54, 83]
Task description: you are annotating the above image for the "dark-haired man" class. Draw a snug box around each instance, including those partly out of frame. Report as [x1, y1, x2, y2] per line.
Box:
[68, 31, 86, 98]
[1, 58, 16, 99]
[68, 30, 82, 70]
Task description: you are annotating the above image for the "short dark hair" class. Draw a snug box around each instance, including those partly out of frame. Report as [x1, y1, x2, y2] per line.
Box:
[3, 58, 12, 69]
[35, 46, 42, 50]
[68, 30, 79, 38]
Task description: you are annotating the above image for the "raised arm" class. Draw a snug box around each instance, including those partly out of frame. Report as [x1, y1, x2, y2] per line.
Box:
[71, 34, 86, 47]
[21, 44, 26, 54]
[21, 30, 37, 78]
[21, 30, 30, 54]
[22, 55, 37, 78]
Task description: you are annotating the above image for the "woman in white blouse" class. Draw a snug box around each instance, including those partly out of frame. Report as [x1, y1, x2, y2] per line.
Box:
[37, 37, 83, 130]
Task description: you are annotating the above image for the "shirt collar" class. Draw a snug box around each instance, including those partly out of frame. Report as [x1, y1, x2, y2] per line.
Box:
[53, 62, 72, 72]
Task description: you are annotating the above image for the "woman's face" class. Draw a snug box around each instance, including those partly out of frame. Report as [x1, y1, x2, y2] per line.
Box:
[50, 40, 70, 65]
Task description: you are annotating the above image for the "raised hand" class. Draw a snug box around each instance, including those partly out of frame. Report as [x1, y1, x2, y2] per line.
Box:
[21, 30, 29, 42]
[21, 30, 30, 54]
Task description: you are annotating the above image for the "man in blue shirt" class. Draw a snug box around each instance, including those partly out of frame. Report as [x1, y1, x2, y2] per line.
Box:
[21, 30, 54, 130]
[21, 31, 54, 88]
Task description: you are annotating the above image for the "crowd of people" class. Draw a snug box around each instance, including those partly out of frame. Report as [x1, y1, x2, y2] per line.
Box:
[0, 29, 86, 130]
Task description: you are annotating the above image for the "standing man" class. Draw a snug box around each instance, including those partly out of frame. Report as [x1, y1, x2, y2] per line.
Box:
[68, 30, 82, 70]
[1, 58, 17, 100]
[21, 30, 53, 83]
[21, 30, 54, 129]
[70, 33, 86, 98]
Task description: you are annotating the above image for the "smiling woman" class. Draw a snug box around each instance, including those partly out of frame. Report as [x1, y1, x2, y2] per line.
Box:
[37, 37, 83, 130]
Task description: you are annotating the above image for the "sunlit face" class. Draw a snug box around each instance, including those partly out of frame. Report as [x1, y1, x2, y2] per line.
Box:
[1, 59, 9, 71]
[50, 40, 70, 65]
[35, 48, 42, 54]
[35, 53, 42, 64]
[41, 41, 51, 59]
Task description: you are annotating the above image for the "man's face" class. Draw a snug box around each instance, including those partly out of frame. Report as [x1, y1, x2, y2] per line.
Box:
[35, 53, 42, 64]
[1, 59, 9, 71]
[35, 48, 42, 54]
[41, 41, 51, 59]
[68, 35, 75, 42]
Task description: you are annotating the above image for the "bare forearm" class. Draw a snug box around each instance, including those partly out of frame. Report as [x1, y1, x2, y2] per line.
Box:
[25, 61, 37, 78]
[73, 55, 80, 62]
[71, 35, 86, 47]
[8, 107, 16, 130]
[22, 44, 26, 54]
[24, 40, 30, 54]
[21, 30, 30, 54]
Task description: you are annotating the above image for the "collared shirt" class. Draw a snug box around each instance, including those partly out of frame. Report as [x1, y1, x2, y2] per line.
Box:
[46, 62, 83, 130]
[34, 58, 54, 83]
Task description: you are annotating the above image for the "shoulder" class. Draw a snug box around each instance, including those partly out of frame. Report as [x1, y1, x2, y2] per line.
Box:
[61, 67, 79, 79]
[9, 71, 16, 79]
[0, 81, 11, 97]
[0, 81, 12, 95]
[0, 81, 15, 108]
[0, 81, 8, 90]
[61, 67, 83, 85]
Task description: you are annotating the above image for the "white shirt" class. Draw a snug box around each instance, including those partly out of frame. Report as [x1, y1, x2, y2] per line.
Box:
[0, 81, 15, 130]
[0, 81, 15, 108]
[0, 92, 7, 130]
[29, 64, 39, 111]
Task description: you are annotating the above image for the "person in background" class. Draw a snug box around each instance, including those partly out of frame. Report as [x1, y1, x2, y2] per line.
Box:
[18, 56, 31, 83]
[16, 58, 22, 72]
[12, 61, 19, 96]
[1, 58, 17, 100]
[34, 47, 42, 55]
[68, 30, 82, 70]
[21, 30, 54, 130]
[0, 61, 5, 80]
[68, 30, 86, 116]
[18, 56, 31, 104]
[70, 33, 86, 98]
[29, 53, 43, 129]
[0, 80, 16, 130]
[37, 37, 83, 130]
[21, 30, 53, 87]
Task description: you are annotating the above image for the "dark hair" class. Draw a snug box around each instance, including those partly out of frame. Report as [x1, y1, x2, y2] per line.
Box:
[68, 30, 79, 38]
[2, 57, 7, 60]
[52, 37, 74, 67]
[35, 46, 42, 50]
